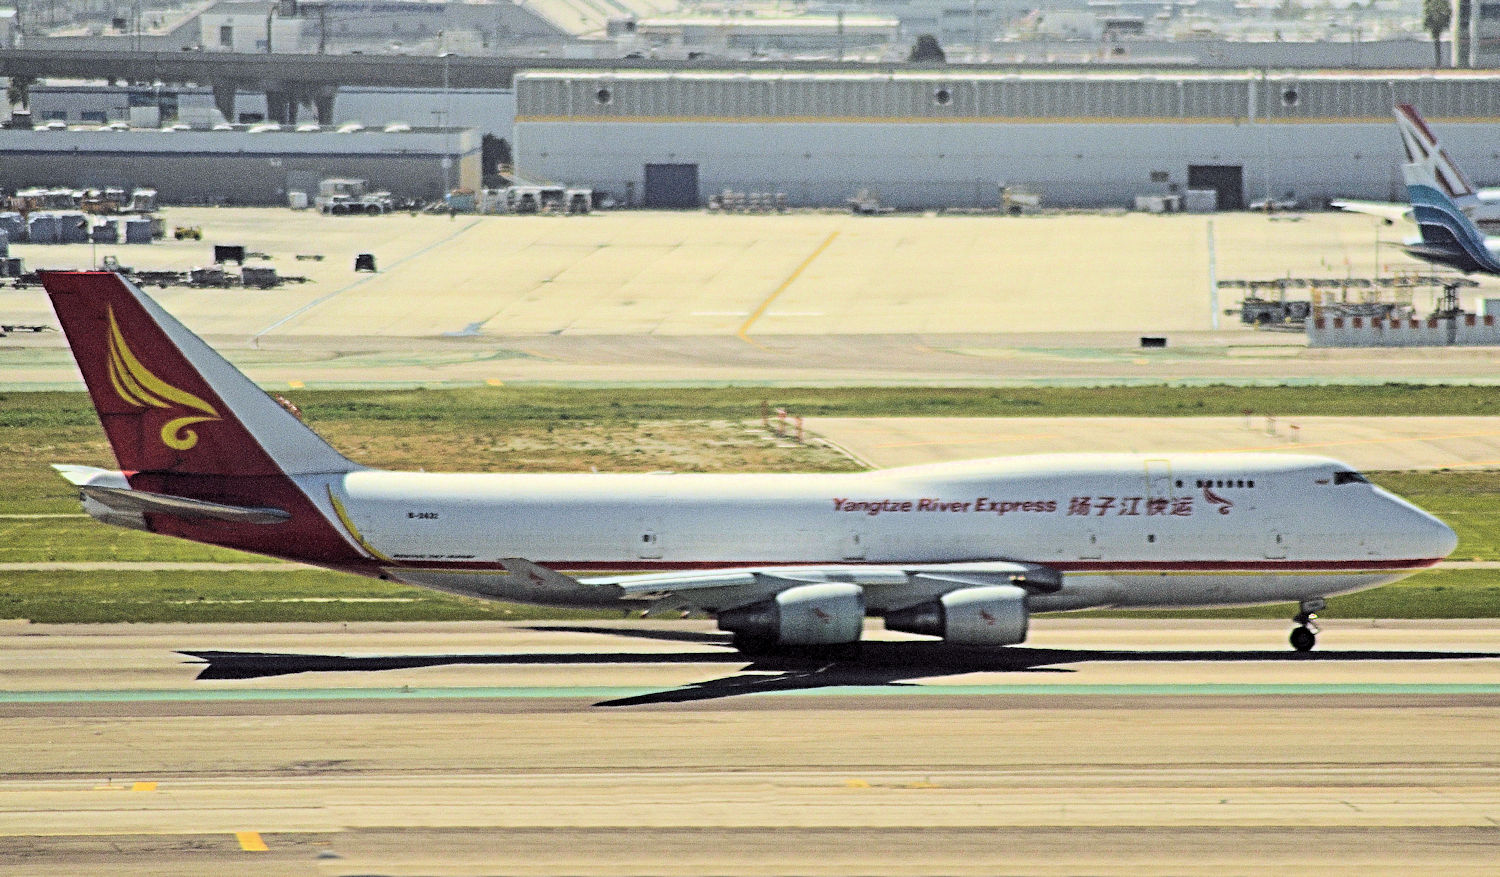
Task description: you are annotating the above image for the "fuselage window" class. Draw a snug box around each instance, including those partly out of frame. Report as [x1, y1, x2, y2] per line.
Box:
[1333, 471, 1369, 485]
[1247, 480, 1254, 488]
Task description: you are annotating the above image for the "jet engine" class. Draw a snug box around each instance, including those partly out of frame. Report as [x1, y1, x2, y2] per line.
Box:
[717, 582, 865, 651]
[884, 584, 1029, 646]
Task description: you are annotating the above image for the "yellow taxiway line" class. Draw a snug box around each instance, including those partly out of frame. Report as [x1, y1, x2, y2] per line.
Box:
[737, 230, 839, 349]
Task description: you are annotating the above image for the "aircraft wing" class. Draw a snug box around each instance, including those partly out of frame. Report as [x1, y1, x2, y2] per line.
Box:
[1331, 199, 1412, 225]
[508, 558, 1065, 612]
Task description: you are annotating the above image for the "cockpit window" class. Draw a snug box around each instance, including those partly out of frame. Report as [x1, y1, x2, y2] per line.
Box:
[1333, 470, 1369, 485]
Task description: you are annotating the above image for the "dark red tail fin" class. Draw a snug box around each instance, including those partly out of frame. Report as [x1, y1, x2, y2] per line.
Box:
[43, 271, 366, 567]
[43, 271, 353, 477]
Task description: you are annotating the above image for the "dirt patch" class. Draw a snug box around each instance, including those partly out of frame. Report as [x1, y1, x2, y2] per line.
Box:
[313, 418, 859, 474]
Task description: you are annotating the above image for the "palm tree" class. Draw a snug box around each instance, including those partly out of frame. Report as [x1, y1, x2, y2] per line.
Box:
[6, 75, 35, 109]
[1424, 0, 1452, 67]
[908, 34, 946, 63]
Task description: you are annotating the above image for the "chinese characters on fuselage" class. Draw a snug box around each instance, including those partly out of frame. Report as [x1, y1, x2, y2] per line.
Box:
[830, 495, 1209, 518]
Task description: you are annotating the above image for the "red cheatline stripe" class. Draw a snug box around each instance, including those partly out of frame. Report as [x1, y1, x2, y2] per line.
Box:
[378, 558, 1444, 574]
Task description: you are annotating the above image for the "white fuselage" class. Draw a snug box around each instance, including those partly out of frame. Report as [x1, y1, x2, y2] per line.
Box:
[323, 452, 1455, 613]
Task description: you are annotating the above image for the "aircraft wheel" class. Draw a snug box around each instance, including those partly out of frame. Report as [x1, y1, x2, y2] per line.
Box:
[1290, 625, 1316, 652]
[827, 641, 863, 661]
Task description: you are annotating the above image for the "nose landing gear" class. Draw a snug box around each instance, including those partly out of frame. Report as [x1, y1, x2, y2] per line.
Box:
[1290, 598, 1325, 652]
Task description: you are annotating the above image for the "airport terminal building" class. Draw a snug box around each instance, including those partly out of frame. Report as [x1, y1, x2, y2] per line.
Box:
[513, 70, 1500, 209]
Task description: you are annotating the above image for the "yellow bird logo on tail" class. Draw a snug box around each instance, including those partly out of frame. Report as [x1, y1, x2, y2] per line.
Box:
[105, 306, 220, 450]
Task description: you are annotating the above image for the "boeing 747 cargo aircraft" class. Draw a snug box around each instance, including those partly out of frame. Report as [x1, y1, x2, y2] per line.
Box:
[42, 272, 1456, 654]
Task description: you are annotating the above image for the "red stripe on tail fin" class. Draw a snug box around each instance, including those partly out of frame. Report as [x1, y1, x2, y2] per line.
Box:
[1396, 104, 1475, 199]
[1396, 104, 1438, 147]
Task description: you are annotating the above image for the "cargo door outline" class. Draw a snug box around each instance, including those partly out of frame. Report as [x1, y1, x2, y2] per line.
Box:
[1145, 458, 1173, 503]
[636, 512, 664, 559]
[841, 529, 867, 560]
[1264, 520, 1288, 559]
[1079, 528, 1102, 560]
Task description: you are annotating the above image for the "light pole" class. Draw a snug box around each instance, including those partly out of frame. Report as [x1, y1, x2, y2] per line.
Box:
[971, 0, 979, 61]
[440, 51, 453, 198]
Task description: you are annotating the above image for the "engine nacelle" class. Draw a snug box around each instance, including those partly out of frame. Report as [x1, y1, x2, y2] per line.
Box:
[885, 584, 1029, 646]
[717, 582, 865, 646]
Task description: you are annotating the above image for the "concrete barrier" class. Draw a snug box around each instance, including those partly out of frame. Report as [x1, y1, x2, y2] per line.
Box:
[1307, 314, 1500, 347]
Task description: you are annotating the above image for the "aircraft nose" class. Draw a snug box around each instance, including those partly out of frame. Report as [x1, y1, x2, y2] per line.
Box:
[1424, 513, 1459, 560]
[1377, 488, 1457, 560]
[1405, 505, 1457, 560]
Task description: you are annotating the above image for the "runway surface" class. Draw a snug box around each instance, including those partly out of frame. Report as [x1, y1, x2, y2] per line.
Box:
[4, 619, 1500, 875]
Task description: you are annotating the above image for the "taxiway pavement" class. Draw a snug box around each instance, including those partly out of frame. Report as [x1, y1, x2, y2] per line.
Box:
[5, 209, 1500, 388]
[3, 209, 1445, 339]
[3, 620, 1499, 875]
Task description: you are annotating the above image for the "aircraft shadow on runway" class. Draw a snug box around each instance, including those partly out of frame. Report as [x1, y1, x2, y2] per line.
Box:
[179, 624, 1500, 707]
[587, 641, 1500, 707]
[179, 648, 748, 680]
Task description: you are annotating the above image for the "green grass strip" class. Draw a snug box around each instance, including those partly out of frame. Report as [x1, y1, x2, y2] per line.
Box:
[1076, 569, 1500, 620]
[0, 570, 620, 623]
[16, 385, 1500, 427]
[4, 569, 1500, 624]
[6, 568, 1500, 623]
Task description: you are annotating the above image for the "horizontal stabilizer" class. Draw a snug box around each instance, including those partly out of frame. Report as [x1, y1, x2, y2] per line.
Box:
[79, 485, 291, 524]
[1330, 199, 1411, 225]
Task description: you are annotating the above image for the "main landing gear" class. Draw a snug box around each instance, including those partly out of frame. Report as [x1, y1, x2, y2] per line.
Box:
[730, 633, 862, 661]
[1290, 598, 1325, 652]
[731, 633, 777, 657]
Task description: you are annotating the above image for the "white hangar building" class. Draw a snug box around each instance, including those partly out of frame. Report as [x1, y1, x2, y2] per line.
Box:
[512, 70, 1500, 210]
[0, 124, 481, 205]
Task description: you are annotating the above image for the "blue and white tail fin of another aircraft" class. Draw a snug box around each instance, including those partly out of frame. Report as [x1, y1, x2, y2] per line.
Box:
[1396, 103, 1478, 204]
[1333, 104, 1488, 229]
[1405, 170, 1500, 275]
